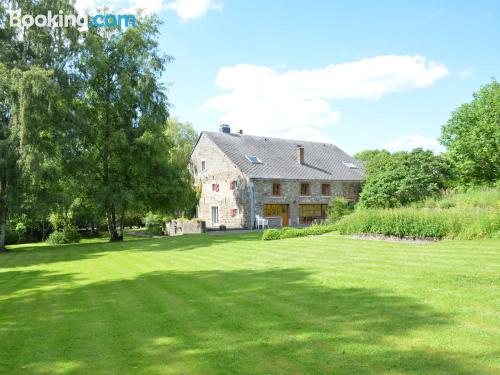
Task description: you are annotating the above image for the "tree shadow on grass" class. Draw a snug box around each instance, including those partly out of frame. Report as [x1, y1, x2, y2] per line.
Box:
[0, 267, 493, 374]
[0, 232, 262, 269]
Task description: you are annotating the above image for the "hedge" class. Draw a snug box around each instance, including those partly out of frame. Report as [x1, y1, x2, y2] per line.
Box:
[262, 224, 336, 241]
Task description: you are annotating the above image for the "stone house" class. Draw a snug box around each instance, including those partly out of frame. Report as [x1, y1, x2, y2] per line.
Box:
[190, 125, 364, 229]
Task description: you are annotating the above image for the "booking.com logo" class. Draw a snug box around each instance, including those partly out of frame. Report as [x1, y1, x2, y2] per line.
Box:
[8, 9, 136, 31]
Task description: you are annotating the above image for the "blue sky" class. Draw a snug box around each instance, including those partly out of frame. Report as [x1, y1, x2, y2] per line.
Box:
[81, 0, 499, 154]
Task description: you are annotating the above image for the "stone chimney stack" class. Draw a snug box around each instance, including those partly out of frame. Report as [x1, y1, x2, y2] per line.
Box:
[296, 145, 304, 164]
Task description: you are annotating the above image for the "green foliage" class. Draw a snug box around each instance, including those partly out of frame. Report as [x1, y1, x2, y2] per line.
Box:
[262, 224, 336, 241]
[49, 213, 67, 231]
[143, 212, 163, 237]
[412, 187, 500, 210]
[14, 222, 27, 243]
[440, 80, 500, 184]
[62, 226, 82, 243]
[357, 148, 452, 208]
[47, 227, 81, 244]
[337, 188, 500, 239]
[165, 118, 198, 168]
[164, 118, 199, 217]
[327, 197, 353, 222]
[47, 231, 67, 245]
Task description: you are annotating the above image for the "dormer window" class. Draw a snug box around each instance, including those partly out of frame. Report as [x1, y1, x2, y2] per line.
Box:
[342, 161, 358, 169]
[245, 155, 262, 164]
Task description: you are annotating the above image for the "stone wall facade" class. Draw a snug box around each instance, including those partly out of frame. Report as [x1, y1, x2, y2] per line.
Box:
[191, 134, 251, 229]
[252, 179, 361, 226]
[191, 133, 362, 229]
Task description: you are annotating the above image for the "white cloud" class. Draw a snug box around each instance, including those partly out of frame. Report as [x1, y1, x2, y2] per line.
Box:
[459, 68, 474, 78]
[166, 0, 222, 21]
[383, 134, 445, 153]
[205, 55, 449, 141]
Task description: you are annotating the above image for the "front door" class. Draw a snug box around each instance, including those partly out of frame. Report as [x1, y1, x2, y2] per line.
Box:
[211, 206, 219, 226]
[263, 204, 289, 226]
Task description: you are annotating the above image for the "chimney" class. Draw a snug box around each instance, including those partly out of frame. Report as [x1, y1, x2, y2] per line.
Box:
[296, 145, 304, 164]
[238, 129, 243, 134]
[219, 124, 231, 134]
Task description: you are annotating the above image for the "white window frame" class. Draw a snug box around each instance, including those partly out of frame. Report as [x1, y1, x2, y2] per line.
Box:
[211, 206, 220, 226]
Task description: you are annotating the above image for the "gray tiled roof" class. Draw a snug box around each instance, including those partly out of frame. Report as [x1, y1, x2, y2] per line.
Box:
[204, 131, 364, 181]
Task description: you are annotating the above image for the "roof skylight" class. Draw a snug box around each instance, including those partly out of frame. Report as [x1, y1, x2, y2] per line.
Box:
[245, 155, 262, 164]
[342, 161, 358, 169]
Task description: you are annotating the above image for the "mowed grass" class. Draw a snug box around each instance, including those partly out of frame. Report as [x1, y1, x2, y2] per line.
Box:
[0, 233, 499, 374]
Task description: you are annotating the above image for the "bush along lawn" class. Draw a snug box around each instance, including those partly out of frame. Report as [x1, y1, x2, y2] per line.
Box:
[336, 188, 500, 240]
[262, 224, 336, 240]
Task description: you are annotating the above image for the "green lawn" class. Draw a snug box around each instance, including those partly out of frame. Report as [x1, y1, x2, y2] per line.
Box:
[1, 233, 499, 374]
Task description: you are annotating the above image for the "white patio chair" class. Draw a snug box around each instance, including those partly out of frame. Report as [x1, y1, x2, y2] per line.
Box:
[255, 215, 269, 229]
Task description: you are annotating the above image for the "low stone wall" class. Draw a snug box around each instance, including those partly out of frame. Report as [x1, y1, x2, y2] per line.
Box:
[165, 220, 206, 236]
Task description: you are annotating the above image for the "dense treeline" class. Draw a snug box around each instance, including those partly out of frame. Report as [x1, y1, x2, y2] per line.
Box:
[354, 80, 499, 209]
[0, 1, 196, 250]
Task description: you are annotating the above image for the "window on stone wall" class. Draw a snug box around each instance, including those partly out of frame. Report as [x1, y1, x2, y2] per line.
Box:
[201, 160, 206, 171]
[272, 183, 282, 196]
[321, 183, 331, 196]
[299, 204, 328, 224]
[300, 183, 311, 196]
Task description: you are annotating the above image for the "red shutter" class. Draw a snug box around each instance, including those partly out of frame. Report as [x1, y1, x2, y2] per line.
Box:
[230, 180, 234, 190]
[230, 209, 234, 217]
[215, 184, 219, 192]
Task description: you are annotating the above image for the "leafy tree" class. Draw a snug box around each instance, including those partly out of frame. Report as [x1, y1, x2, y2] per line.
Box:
[440, 80, 500, 184]
[326, 197, 352, 222]
[358, 149, 452, 208]
[165, 118, 198, 168]
[354, 149, 391, 164]
[165, 118, 199, 217]
[78, 16, 182, 241]
[0, 0, 81, 251]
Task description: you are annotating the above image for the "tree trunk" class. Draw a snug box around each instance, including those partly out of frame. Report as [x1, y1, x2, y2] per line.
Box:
[106, 204, 121, 242]
[0, 163, 7, 252]
[0, 217, 7, 252]
[118, 212, 125, 241]
[0, 191, 7, 252]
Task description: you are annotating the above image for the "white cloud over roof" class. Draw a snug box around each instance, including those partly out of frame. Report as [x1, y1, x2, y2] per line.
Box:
[205, 55, 449, 141]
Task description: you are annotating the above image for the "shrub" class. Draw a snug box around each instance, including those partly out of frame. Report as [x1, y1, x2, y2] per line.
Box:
[336, 207, 499, 240]
[262, 229, 281, 241]
[62, 226, 81, 243]
[143, 212, 163, 237]
[327, 197, 353, 222]
[47, 231, 67, 244]
[15, 222, 28, 243]
[47, 227, 81, 244]
[262, 224, 336, 241]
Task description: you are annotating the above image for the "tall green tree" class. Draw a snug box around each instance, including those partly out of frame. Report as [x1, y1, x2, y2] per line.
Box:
[440, 80, 500, 184]
[165, 118, 198, 168]
[165, 118, 198, 217]
[0, 0, 80, 251]
[79, 16, 180, 241]
[357, 149, 452, 208]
